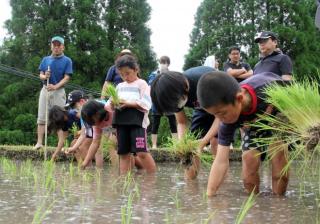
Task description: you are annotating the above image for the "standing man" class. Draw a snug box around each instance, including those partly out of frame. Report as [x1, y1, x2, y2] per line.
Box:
[223, 46, 253, 82]
[34, 36, 73, 150]
[253, 31, 293, 80]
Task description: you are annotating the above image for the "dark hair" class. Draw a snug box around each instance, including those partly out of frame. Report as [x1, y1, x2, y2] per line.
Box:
[115, 54, 139, 70]
[150, 71, 189, 113]
[81, 100, 108, 126]
[197, 71, 240, 108]
[48, 105, 67, 132]
[228, 46, 241, 54]
[159, 56, 170, 65]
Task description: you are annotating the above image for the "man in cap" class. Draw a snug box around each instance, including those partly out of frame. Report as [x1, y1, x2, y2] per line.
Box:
[34, 35, 73, 150]
[253, 31, 293, 80]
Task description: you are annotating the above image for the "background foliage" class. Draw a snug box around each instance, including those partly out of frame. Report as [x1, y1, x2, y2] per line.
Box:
[0, 0, 319, 146]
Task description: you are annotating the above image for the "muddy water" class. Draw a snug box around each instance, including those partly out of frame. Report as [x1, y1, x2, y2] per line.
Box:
[0, 159, 319, 223]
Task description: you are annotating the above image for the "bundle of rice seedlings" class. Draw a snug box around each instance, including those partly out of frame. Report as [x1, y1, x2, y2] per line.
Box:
[251, 79, 320, 173]
[103, 84, 120, 107]
[165, 131, 201, 166]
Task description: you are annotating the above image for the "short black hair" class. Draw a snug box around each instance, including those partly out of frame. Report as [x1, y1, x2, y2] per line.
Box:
[228, 46, 240, 54]
[48, 105, 67, 132]
[150, 71, 188, 113]
[115, 54, 139, 70]
[81, 100, 108, 126]
[197, 71, 240, 109]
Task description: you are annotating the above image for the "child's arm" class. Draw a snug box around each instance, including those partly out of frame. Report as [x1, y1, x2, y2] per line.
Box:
[51, 130, 68, 161]
[207, 144, 230, 196]
[81, 137, 101, 169]
[198, 118, 220, 151]
[175, 110, 188, 139]
[66, 127, 85, 154]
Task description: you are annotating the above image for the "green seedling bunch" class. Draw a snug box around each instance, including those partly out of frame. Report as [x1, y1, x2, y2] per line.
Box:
[104, 84, 120, 107]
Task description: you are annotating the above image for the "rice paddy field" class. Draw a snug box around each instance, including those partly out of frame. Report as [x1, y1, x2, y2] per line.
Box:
[0, 157, 319, 224]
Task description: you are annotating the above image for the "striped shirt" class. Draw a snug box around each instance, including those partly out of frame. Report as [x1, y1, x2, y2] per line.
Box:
[116, 79, 152, 128]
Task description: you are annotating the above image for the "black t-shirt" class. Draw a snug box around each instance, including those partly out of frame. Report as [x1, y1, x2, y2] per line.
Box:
[223, 61, 252, 82]
[253, 51, 293, 77]
[183, 66, 215, 108]
[218, 72, 285, 146]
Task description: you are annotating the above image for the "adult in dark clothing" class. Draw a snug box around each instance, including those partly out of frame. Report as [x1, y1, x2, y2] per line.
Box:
[197, 71, 289, 197]
[150, 66, 218, 153]
[223, 46, 253, 82]
[253, 31, 293, 81]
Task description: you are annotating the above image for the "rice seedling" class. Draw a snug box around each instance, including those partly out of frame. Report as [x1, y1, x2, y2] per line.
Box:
[201, 211, 217, 224]
[32, 198, 56, 224]
[101, 134, 118, 165]
[249, 79, 320, 178]
[121, 190, 135, 224]
[235, 189, 257, 224]
[103, 83, 120, 107]
[170, 191, 181, 209]
[0, 157, 17, 176]
[164, 210, 172, 224]
[40, 160, 56, 192]
[165, 131, 201, 166]
[120, 182, 140, 224]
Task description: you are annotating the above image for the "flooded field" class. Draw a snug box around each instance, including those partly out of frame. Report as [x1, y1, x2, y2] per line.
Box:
[0, 157, 319, 223]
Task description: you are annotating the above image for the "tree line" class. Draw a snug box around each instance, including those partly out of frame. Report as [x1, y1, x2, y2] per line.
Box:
[184, 0, 320, 79]
[1, 0, 319, 145]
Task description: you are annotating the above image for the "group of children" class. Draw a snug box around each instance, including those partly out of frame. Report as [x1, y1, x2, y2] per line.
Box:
[48, 51, 293, 197]
[49, 54, 156, 174]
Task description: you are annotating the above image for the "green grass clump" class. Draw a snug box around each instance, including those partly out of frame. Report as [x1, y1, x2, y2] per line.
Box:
[165, 131, 200, 165]
[251, 79, 320, 183]
[103, 84, 120, 107]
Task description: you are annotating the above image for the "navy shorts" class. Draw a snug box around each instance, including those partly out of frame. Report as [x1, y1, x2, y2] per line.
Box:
[190, 108, 215, 139]
[116, 125, 149, 155]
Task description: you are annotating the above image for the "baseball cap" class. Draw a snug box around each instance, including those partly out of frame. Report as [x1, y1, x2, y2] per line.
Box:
[254, 31, 277, 43]
[51, 36, 64, 45]
[65, 90, 86, 107]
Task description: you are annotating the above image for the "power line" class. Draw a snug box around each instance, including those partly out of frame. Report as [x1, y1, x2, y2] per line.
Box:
[0, 63, 101, 97]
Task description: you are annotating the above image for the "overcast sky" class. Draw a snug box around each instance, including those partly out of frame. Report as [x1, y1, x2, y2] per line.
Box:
[0, 0, 202, 71]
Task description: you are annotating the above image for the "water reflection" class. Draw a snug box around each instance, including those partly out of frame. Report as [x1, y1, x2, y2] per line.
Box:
[0, 160, 319, 223]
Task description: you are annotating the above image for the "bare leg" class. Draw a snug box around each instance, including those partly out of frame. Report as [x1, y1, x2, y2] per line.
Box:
[242, 149, 261, 194]
[136, 152, 156, 173]
[270, 142, 289, 195]
[151, 134, 157, 149]
[95, 147, 103, 169]
[119, 154, 134, 174]
[35, 124, 45, 148]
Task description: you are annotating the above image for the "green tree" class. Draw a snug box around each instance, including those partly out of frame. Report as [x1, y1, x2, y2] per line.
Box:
[105, 0, 156, 78]
[184, 0, 320, 78]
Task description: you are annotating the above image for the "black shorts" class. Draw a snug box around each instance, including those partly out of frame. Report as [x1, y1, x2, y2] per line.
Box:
[116, 125, 149, 155]
[242, 127, 271, 161]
